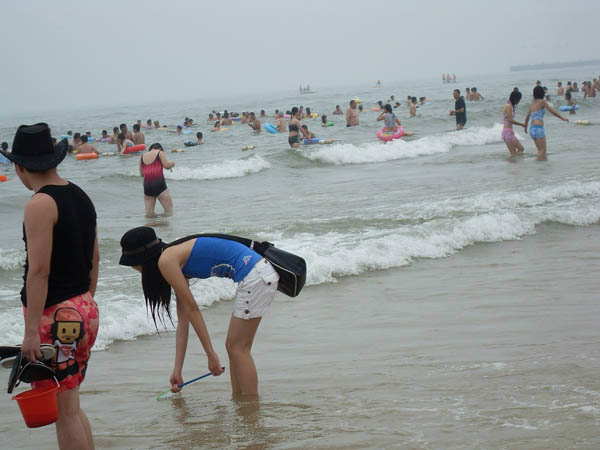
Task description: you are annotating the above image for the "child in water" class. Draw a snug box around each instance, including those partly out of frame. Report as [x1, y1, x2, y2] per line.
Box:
[565, 93, 576, 115]
[377, 104, 401, 132]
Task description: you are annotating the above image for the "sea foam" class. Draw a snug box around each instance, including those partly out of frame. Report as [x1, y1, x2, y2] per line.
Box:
[303, 124, 503, 165]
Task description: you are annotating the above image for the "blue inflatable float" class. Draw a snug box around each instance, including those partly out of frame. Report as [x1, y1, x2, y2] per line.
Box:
[559, 105, 579, 111]
[264, 123, 278, 134]
[303, 138, 323, 144]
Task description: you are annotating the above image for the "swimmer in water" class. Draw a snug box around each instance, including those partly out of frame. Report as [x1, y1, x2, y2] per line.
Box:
[564, 93, 576, 115]
[72, 133, 82, 152]
[465, 87, 472, 101]
[471, 87, 484, 101]
[260, 110, 266, 118]
[76, 135, 99, 155]
[376, 104, 401, 133]
[120, 123, 133, 141]
[346, 100, 359, 127]
[196, 132, 203, 144]
[109, 127, 119, 144]
[207, 113, 214, 122]
[409, 97, 417, 117]
[332, 105, 343, 115]
[132, 124, 145, 145]
[117, 133, 135, 155]
[321, 115, 329, 127]
[248, 112, 261, 132]
[301, 124, 316, 139]
[557, 81, 564, 96]
[524, 85, 569, 158]
[288, 107, 310, 148]
[144, 119, 153, 129]
[501, 90, 526, 156]
[211, 121, 222, 132]
[99, 130, 109, 142]
[221, 112, 233, 126]
[276, 113, 287, 133]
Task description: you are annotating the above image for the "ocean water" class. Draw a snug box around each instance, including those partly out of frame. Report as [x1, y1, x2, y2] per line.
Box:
[1, 66, 599, 351]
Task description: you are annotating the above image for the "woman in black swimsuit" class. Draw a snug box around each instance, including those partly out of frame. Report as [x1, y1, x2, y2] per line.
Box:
[288, 107, 310, 149]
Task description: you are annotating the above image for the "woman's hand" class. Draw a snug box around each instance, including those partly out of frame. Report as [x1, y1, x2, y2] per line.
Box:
[207, 352, 224, 376]
[170, 371, 184, 393]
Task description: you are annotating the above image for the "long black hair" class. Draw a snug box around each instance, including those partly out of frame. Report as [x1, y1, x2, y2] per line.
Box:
[509, 90, 522, 106]
[140, 235, 202, 328]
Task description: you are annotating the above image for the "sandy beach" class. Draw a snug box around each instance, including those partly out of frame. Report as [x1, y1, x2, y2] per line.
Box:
[1, 223, 598, 449]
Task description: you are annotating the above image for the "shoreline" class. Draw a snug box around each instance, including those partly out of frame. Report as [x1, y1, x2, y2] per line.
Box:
[1, 223, 599, 449]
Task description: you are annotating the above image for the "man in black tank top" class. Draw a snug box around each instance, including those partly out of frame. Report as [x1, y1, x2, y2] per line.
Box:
[1, 123, 99, 450]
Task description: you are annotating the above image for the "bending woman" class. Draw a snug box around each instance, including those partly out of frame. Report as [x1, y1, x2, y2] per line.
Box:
[502, 90, 526, 155]
[524, 85, 569, 157]
[119, 227, 280, 396]
[288, 106, 310, 149]
[140, 143, 175, 216]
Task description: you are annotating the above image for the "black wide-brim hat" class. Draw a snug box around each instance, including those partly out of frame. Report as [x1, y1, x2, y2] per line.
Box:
[119, 226, 164, 267]
[0, 123, 68, 171]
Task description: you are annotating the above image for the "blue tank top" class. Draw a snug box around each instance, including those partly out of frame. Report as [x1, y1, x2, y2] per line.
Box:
[181, 237, 261, 282]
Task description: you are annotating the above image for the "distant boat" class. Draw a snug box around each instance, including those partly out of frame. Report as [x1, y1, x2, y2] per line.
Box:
[510, 59, 600, 72]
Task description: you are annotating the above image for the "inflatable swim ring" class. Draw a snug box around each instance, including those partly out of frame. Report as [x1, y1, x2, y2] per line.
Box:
[76, 153, 98, 160]
[325, 122, 334, 126]
[184, 140, 198, 147]
[123, 144, 146, 154]
[264, 123, 278, 134]
[241, 145, 256, 151]
[303, 138, 323, 144]
[560, 105, 579, 111]
[183, 129, 194, 134]
[372, 107, 381, 112]
[376, 126, 404, 142]
[575, 120, 590, 125]
[171, 149, 185, 153]
[318, 139, 334, 145]
[102, 152, 116, 157]
[0, 175, 7, 182]
[232, 117, 241, 121]
[424, 101, 432, 105]
[311, 113, 318, 118]
[60, 135, 72, 139]
[284, 114, 291, 119]
[100, 138, 110, 143]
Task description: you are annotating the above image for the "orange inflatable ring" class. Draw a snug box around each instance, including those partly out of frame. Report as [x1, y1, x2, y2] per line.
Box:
[123, 144, 146, 154]
[0, 175, 7, 182]
[76, 153, 98, 160]
[371, 107, 381, 111]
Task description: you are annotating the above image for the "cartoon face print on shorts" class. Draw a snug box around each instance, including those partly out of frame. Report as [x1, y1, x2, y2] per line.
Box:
[50, 307, 85, 381]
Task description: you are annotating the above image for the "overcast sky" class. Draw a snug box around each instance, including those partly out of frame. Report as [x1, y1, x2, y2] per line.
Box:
[2, 0, 599, 113]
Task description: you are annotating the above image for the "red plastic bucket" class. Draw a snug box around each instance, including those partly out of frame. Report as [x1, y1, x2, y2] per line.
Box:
[12, 383, 59, 428]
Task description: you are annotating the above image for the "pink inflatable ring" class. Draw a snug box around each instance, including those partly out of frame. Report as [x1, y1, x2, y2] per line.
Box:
[376, 126, 404, 142]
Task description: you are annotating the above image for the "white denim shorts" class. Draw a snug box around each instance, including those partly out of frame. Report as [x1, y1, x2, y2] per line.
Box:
[233, 259, 279, 320]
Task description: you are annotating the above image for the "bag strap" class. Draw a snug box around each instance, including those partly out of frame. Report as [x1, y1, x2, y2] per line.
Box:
[168, 233, 274, 255]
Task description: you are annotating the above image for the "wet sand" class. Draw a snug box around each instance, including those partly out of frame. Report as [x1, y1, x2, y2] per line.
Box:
[1, 223, 599, 449]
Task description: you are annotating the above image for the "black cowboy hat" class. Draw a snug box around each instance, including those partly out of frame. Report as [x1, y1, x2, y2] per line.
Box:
[0, 123, 68, 171]
[119, 227, 164, 267]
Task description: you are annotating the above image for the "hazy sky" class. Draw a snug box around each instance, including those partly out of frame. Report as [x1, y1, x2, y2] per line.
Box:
[2, 0, 599, 113]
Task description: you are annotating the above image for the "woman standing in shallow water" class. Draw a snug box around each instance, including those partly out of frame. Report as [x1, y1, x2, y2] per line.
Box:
[140, 143, 174, 216]
[119, 227, 280, 396]
[502, 90, 526, 156]
[524, 86, 568, 158]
